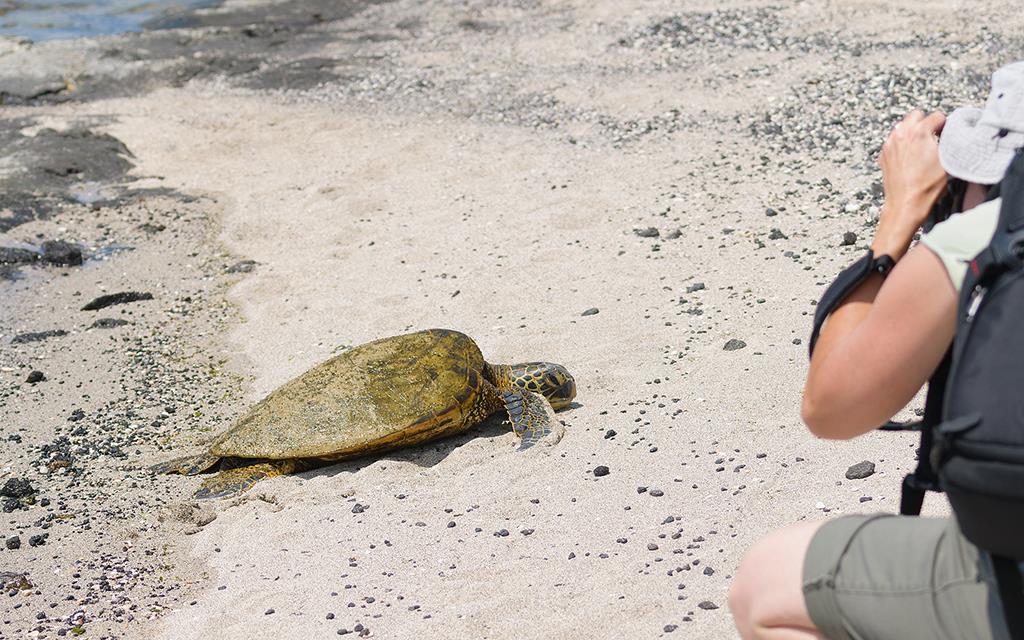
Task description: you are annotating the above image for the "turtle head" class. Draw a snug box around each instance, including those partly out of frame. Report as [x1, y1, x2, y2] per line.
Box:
[508, 362, 576, 410]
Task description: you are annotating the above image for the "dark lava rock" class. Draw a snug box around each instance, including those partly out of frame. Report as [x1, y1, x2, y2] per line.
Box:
[723, 338, 746, 351]
[840, 231, 858, 246]
[581, 307, 600, 316]
[686, 282, 705, 293]
[634, 227, 660, 238]
[604, 429, 617, 439]
[593, 465, 610, 477]
[4, 536, 20, 550]
[0, 478, 35, 499]
[649, 488, 664, 497]
[664, 229, 682, 240]
[845, 461, 876, 480]
[26, 370, 45, 384]
[768, 228, 788, 240]
[0, 247, 38, 264]
[11, 329, 68, 344]
[91, 317, 129, 329]
[28, 534, 47, 547]
[39, 240, 83, 266]
[697, 600, 719, 610]
[351, 503, 366, 514]
[81, 291, 153, 311]
[664, 624, 678, 633]
[226, 259, 257, 273]
[765, 207, 777, 217]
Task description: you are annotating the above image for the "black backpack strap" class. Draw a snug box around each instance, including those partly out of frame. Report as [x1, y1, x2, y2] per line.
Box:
[809, 250, 893, 356]
[898, 350, 950, 515]
[993, 556, 1024, 639]
[968, 148, 1024, 289]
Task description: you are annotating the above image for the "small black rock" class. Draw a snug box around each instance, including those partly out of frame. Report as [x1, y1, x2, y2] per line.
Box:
[226, 260, 257, 273]
[26, 371, 45, 384]
[91, 318, 129, 329]
[11, 329, 68, 344]
[686, 282, 705, 293]
[40, 240, 83, 266]
[634, 227, 660, 238]
[0, 247, 39, 265]
[581, 307, 600, 316]
[840, 231, 858, 246]
[697, 600, 719, 610]
[5, 536, 20, 550]
[723, 339, 746, 351]
[593, 465, 610, 477]
[649, 488, 664, 497]
[0, 478, 35, 499]
[28, 534, 46, 547]
[664, 624, 678, 632]
[604, 429, 616, 439]
[351, 503, 366, 514]
[81, 291, 153, 311]
[768, 228, 787, 240]
[845, 461, 876, 480]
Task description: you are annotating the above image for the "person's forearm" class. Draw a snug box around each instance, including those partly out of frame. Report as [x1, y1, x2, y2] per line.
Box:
[802, 205, 920, 438]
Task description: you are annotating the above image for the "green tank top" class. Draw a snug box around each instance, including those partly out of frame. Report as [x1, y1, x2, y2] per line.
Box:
[919, 198, 1002, 293]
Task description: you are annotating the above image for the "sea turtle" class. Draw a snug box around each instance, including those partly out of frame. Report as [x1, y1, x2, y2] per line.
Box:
[152, 328, 576, 499]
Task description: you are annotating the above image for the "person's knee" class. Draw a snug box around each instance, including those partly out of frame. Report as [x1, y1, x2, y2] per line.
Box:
[730, 536, 772, 637]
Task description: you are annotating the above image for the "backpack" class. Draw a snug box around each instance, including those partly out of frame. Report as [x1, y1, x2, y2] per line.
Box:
[810, 147, 1024, 636]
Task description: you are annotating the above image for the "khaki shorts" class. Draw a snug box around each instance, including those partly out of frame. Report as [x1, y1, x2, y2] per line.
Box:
[802, 514, 1011, 640]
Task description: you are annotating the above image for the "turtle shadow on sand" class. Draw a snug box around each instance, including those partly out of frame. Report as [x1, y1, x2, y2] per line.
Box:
[293, 411, 534, 483]
[152, 329, 578, 500]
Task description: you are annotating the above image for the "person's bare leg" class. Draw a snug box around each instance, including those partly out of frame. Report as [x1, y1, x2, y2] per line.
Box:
[730, 521, 826, 640]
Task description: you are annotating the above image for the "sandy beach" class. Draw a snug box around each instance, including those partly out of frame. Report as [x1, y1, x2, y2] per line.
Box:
[2, 1, 1022, 638]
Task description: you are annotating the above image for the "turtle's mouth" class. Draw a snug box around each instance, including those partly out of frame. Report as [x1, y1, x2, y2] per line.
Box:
[551, 378, 577, 409]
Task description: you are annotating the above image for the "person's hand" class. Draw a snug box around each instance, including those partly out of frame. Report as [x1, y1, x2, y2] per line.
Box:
[872, 110, 948, 260]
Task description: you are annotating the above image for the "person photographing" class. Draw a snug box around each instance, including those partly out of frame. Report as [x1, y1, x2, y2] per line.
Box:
[730, 60, 1024, 640]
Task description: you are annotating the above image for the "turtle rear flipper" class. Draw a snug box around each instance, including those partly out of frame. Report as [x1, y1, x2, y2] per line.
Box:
[150, 453, 221, 476]
[195, 460, 298, 500]
[502, 389, 554, 450]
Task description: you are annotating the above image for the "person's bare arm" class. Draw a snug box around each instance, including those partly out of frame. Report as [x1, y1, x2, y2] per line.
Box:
[802, 110, 957, 440]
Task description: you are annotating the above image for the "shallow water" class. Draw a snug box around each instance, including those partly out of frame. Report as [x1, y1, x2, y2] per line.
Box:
[0, 0, 215, 41]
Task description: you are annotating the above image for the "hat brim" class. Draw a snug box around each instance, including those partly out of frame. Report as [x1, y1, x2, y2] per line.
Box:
[939, 107, 1024, 184]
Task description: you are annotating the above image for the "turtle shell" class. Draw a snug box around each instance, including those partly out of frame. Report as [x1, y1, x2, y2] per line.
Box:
[210, 329, 488, 460]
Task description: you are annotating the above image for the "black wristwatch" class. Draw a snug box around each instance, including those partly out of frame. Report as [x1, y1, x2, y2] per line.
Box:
[871, 253, 896, 279]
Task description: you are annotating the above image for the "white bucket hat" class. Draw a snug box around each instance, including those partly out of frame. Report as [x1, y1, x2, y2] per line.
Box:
[939, 60, 1024, 184]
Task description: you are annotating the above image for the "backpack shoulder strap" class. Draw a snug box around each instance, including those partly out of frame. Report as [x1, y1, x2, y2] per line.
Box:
[966, 148, 1024, 291]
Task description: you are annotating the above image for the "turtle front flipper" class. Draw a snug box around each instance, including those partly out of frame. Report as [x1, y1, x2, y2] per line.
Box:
[194, 459, 299, 500]
[150, 453, 221, 476]
[502, 389, 554, 451]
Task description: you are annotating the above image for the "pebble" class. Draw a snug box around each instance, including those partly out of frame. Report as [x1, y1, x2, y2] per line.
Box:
[723, 338, 746, 351]
[845, 461, 875, 480]
[697, 600, 719, 610]
[649, 488, 664, 497]
[685, 282, 705, 293]
[0, 478, 35, 499]
[634, 227, 659, 238]
[841, 231, 858, 246]
[81, 291, 154, 311]
[91, 318, 129, 329]
[593, 465, 610, 477]
[26, 370, 46, 384]
[226, 259, 258, 273]
[604, 429, 616, 439]
[581, 307, 600, 316]
[5, 536, 20, 550]
[39, 240, 83, 266]
[664, 624, 678, 632]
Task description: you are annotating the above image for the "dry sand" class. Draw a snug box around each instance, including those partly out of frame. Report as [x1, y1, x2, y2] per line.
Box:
[2, 0, 1023, 638]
